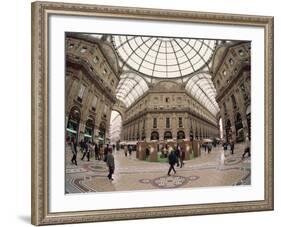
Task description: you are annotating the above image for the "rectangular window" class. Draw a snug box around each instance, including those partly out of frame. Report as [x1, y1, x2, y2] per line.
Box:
[223, 102, 227, 115]
[166, 118, 170, 128]
[92, 95, 98, 109]
[231, 94, 237, 109]
[78, 84, 86, 99]
[103, 104, 108, 115]
[179, 117, 183, 128]
[153, 118, 157, 128]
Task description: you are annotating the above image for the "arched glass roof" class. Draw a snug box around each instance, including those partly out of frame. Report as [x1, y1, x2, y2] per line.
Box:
[185, 73, 219, 116]
[112, 36, 216, 78]
[116, 72, 149, 107]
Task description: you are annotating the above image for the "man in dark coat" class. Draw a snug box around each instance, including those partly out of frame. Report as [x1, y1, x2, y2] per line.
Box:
[81, 140, 89, 161]
[230, 142, 235, 155]
[167, 149, 177, 176]
[106, 149, 115, 180]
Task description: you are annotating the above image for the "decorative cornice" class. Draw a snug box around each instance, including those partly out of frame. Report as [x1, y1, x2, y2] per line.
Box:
[216, 63, 250, 103]
[66, 57, 117, 103]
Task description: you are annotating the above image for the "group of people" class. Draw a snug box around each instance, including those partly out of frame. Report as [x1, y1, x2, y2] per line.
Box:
[222, 135, 251, 159]
[123, 145, 133, 157]
[202, 143, 213, 153]
[167, 144, 185, 176]
[68, 138, 115, 181]
[222, 141, 235, 155]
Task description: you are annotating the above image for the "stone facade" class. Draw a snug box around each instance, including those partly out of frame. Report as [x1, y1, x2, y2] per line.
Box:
[122, 81, 219, 142]
[211, 41, 251, 142]
[65, 34, 120, 144]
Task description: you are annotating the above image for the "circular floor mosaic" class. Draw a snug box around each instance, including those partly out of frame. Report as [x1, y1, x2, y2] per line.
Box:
[224, 156, 242, 166]
[139, 175, 200, 189]
[153, 176, 188, 188]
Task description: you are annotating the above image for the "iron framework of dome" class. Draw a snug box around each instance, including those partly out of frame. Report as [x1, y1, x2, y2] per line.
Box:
[112, 35, 216, 79]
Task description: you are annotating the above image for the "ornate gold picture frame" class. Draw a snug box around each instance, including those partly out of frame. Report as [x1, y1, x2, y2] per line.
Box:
[31, 1, 274, 225]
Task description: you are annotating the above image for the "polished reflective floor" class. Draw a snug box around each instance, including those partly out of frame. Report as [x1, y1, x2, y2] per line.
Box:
[65, 144, 251, 193]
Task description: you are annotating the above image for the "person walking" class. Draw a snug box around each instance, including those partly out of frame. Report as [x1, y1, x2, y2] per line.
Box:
[175, 144, 180, 167]
[99, 144, 104, 161]
[128, 145, 132, 156]
[207, 143, 212, 153]
[223, 141, 228, 153]
[230, 141, 235, 155]
[81, 140, 90, 161]
[70, 137, 77, 166]
[179, 145, 185, 168]
[106, 149, 115, 180]
[242, 135, 251, 159]
[167, 147, 177, 176]
[103, 144, 109, 162]
[124, 145, 128, 157]
[88, 141, 94, 158]
[94, 143, 99, 160]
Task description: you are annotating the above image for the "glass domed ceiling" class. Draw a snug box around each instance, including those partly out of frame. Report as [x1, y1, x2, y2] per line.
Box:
[112, 35, 216, 78]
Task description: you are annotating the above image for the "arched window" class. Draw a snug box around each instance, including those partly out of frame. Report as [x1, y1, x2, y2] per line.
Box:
[151, 131, 159, 140]
[164, 131, 173, 140]
[177, 131, 185, 139]
[66, 106, 81, 142]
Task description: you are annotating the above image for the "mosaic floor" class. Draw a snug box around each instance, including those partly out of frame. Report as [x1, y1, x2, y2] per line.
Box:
[65, 144, 251, 193]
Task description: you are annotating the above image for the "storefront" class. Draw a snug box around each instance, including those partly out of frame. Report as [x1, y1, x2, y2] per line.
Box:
[84, 118, 94, 142]
[66, 106, 80, 142]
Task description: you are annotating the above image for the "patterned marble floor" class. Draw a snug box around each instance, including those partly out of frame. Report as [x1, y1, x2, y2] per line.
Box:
[65, 144, 251, 193]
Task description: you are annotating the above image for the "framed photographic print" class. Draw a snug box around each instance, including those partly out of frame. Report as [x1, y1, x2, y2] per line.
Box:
[31, 1, 274, 225]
